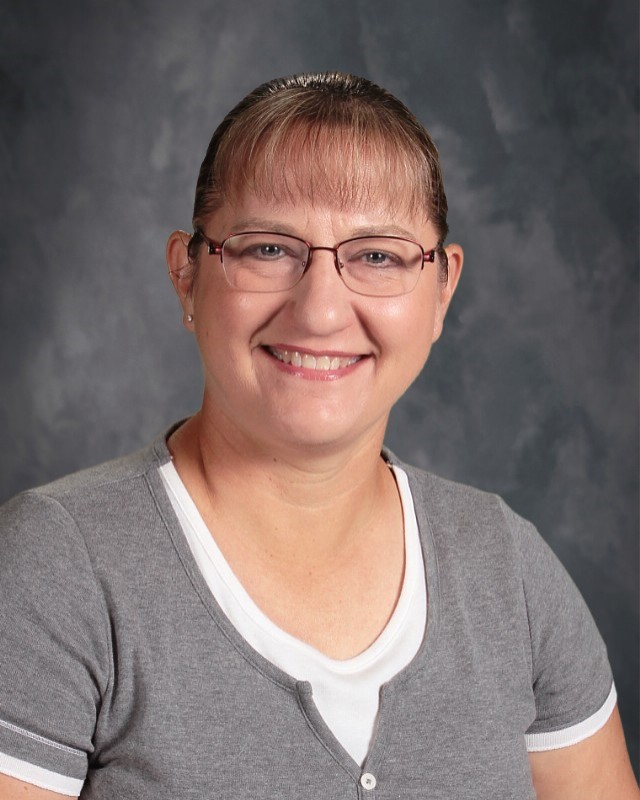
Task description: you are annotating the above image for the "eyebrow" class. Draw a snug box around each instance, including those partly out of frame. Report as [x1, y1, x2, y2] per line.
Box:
[229, 218, 419, 241]
[349, 224, 418, 240]
[229, 218, 300, 236]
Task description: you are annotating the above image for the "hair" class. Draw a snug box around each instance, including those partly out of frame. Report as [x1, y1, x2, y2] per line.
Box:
[187, 72, 450, 278]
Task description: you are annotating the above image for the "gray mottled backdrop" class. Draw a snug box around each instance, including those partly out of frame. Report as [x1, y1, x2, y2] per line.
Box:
[1, 0, 638, 772]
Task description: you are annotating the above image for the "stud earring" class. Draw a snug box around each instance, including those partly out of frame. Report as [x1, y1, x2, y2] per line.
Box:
[186, 314, 194, 323]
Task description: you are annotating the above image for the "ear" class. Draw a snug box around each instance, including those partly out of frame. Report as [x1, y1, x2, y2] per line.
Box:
[166, 230, 195, 329]
[432, 243, 463, 342]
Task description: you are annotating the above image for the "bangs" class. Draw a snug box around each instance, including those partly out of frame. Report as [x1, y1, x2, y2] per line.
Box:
[211, 116, 435, 222]
[189, 73, 450, 283]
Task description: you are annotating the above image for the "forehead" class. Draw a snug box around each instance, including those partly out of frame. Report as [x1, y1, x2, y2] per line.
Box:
[210, 189, 437, 247]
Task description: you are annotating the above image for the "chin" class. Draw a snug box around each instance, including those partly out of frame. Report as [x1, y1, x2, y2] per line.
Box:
[256, 406, 386, 455]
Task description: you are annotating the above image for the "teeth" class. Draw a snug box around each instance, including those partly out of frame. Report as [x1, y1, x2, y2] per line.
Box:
[268, 348, 359, 371]
[302, 354, 316, 369]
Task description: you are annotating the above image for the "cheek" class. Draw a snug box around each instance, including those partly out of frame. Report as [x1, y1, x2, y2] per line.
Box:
[193, 284, 271, 337]
[193, 289, 292, 384]
[377, 292, 437, 351]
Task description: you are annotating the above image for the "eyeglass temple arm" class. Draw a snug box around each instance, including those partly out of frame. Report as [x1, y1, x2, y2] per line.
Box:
[193, 228, 223, 257]
[425, 241, 446, 265]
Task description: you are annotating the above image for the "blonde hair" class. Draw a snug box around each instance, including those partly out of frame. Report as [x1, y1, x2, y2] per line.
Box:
[188, 72, 449, 273]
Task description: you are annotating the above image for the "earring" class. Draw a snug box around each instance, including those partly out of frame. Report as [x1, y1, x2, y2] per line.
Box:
[186, 314, 194, 323]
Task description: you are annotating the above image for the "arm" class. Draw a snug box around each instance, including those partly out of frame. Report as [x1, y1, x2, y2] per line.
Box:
[502, 504, 638, 797]
[0, 492, 106, 797]
[529, 705, 639, 799]
[0, 774, 77, 799]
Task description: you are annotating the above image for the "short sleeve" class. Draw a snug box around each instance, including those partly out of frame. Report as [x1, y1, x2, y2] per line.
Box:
[499, 500, 613, 737]
[0, 490, 110, 787]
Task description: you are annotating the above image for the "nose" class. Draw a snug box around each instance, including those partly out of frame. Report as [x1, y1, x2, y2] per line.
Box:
[289, 247, 354, 334]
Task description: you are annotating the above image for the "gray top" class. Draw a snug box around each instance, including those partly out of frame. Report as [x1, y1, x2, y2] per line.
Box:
[0, 427, 612, 799]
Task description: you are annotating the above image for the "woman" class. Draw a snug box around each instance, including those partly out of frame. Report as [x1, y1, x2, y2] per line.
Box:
[0, 73, 637, 799]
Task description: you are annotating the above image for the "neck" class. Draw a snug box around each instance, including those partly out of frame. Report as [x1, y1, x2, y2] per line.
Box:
[168, 407, 396, 558]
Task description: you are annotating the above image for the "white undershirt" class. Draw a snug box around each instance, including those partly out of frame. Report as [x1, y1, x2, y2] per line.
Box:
[159, 461, 426, 766]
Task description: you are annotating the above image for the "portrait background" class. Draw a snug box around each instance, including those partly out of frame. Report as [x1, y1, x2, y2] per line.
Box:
[1, 0, 637, 771]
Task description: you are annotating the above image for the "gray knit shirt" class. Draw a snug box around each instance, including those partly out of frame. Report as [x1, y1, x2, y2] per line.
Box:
[0, 430, 612, 799]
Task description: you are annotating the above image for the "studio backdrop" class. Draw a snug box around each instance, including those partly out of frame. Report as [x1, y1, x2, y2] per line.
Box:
[1, 0, 638, 771]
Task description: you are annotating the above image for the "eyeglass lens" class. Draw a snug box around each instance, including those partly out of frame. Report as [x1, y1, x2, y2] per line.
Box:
[220, 233, 426, 296]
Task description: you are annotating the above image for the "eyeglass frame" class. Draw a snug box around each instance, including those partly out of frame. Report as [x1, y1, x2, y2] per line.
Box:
[191, 228, 447, 297]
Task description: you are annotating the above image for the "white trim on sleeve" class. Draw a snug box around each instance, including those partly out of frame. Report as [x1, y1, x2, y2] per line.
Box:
[0, 751, 83, 796]
[525, 682, 617, 752]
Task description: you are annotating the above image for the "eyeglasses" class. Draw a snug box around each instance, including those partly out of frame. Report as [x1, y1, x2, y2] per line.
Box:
[193, 229, 444, 297]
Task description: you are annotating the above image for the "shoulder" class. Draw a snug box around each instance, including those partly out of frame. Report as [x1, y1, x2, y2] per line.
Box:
[389, 452, 613, 731]
[387, 450, 535, 555]
[0, 428, 177, 676]
[0, 429, 173, 563]
[387, 452, 601, 641]
[27, 432, 169, 504]
[387, 449, 504, 512]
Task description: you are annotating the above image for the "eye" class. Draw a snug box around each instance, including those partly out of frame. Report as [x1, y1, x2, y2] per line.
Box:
[261, 243, 287, 258]
[349, 248, 405, 269]
[246, 242, 288, 260]
[227, 234, 305, 262]
[340, 237, 423, 273]
[362, 250, 396, 266]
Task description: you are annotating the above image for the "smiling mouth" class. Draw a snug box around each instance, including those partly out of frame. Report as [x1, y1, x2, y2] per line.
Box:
[264, 346, 362, 371]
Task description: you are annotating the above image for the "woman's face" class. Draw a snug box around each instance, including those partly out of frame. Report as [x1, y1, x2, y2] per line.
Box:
[168, 192, 462, 457]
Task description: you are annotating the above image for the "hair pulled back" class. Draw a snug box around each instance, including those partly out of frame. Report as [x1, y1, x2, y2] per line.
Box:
[189, 72, 449, 269]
